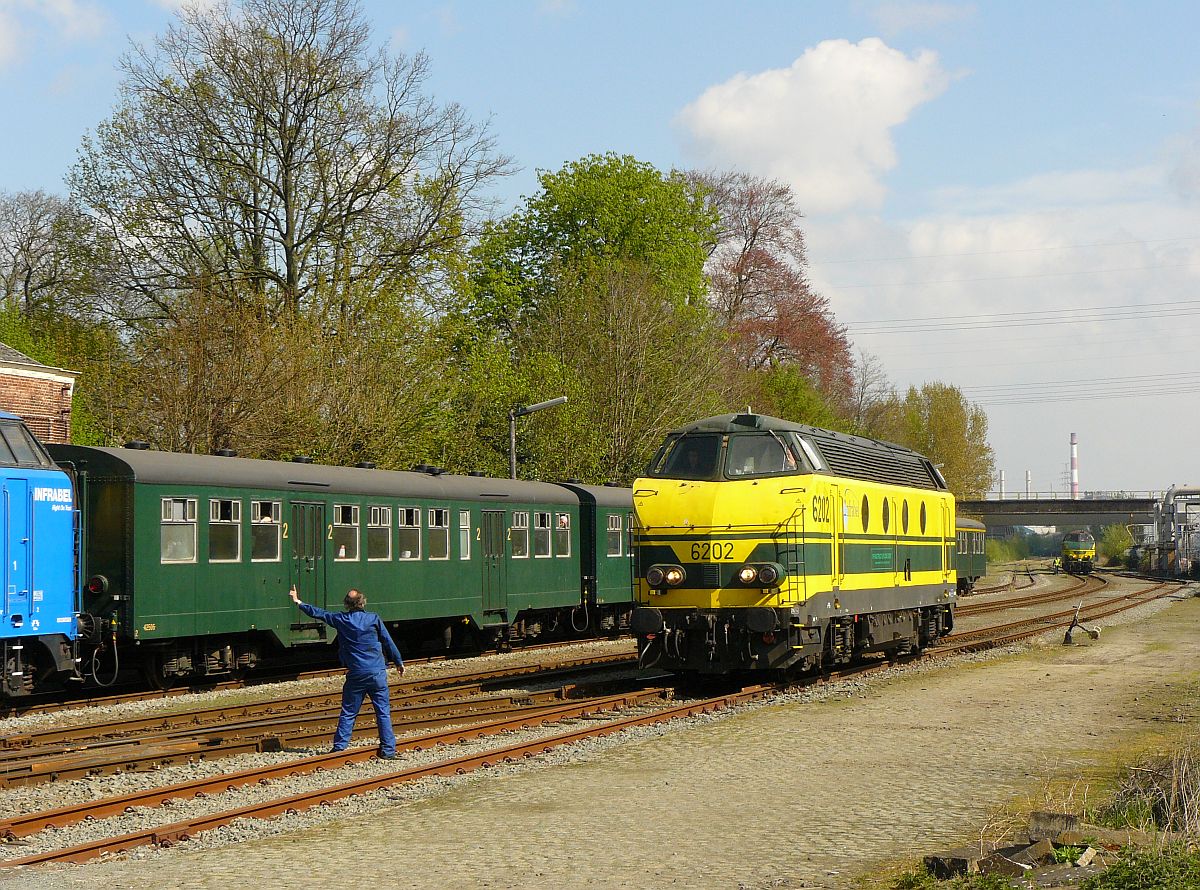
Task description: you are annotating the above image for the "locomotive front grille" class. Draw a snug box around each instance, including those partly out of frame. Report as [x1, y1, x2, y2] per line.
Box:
[701, 564, 721, 587]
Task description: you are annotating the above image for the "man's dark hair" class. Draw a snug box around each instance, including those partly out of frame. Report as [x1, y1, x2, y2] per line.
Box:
[344, 588, 366, 611]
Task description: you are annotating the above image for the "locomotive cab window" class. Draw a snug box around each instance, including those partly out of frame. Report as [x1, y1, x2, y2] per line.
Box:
[725, 433, 801, 478]
[333, 504, 359, 561]
[0, 420, 53, 468]
[428, 508, 450, 560]
[398, 507, 421, 560]
[209, 498, 241, 562]
[647, 433, 721, 480]
[251, 500, 281, 562]
[161, 497, 197, 563]
[368, 506, 392, 561]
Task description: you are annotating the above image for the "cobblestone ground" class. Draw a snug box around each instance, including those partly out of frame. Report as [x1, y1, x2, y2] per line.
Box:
[8, 589, 1200, 890]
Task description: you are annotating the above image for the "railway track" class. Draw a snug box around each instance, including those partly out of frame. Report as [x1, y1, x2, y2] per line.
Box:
[956, 573, 1103, 617]
[0, 575, 1186, 873]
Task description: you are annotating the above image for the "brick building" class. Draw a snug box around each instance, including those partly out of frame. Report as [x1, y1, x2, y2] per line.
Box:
[0, 342, 77, 444]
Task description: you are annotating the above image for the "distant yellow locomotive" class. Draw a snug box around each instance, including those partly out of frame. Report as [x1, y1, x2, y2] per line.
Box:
[630, 413, 957, 674]
[1060, 529, 1096, 575]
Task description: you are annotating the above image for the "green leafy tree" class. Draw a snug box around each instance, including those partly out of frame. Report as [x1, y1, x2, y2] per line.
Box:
[462, 153, 718, 334]
[1098, 524, 1134, 565]
[886, 382, 996, 497]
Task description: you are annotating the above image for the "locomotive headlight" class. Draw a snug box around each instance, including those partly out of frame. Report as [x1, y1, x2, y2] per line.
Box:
[737, 565, 758, 584]
[646, 564, 686, 588]
[86, 575, 109, 595]
[758, 563, 781, 586]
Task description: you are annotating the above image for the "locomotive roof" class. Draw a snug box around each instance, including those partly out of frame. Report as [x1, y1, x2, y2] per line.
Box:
[666, 413, 946, 491]
[956, 516, 986, 531]
[47, 445, 580, 505]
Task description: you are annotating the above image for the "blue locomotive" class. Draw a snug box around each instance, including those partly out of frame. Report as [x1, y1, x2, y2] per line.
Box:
[0, 412, 78, 696]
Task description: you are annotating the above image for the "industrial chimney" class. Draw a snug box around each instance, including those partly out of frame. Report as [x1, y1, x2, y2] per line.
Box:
[1070, 432, 1079, 500]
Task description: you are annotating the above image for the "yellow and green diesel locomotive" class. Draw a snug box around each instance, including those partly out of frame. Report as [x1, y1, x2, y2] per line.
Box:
[1060, 529, 1096, 575]
[630, 413, 957, 674]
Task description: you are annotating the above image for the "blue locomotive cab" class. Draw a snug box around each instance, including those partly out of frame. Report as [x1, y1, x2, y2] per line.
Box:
[0, 412, 77, 696]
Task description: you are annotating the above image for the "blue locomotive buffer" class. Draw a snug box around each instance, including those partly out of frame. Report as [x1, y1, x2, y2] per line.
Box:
[0, 412, 78, 696]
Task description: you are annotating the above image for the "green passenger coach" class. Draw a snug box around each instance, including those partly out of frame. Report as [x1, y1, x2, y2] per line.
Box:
[48, 444, 634, 686]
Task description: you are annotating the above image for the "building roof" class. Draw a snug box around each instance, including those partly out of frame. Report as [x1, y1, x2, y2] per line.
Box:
[0, 342, 42, 366]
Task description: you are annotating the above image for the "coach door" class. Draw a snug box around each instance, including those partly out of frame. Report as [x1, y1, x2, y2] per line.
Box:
[481, 510, 508, 615]
[289, 502, 327, 611]
[2, 479, 31, 627]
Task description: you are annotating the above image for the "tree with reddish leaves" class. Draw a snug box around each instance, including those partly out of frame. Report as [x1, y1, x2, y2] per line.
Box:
[695, 171, 854, 411]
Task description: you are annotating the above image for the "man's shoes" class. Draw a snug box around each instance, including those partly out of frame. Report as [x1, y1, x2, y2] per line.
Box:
[330, 747, 348, 754]
[378, 751, 396, 760]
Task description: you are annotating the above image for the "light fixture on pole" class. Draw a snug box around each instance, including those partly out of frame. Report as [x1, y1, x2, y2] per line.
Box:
[508, 396, 567, 479]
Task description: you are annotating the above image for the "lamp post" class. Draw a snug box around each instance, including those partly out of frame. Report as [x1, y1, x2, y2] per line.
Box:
[508, 396, 567, 479]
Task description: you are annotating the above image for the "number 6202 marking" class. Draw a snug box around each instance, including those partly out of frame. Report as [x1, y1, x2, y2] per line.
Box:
[691, 541, 734, 560]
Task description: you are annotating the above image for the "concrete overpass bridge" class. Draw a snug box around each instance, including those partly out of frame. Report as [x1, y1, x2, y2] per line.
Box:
[958, 493, 1160, 529]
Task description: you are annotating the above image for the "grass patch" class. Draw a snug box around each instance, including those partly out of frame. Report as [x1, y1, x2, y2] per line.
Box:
[1080, 846, 1200, 889]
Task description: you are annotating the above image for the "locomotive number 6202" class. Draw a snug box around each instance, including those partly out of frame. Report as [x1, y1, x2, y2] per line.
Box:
[812, 494, 833, 524]
[690, 541, 735, 561]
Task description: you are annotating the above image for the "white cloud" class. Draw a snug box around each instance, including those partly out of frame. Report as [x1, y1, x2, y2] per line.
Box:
[675, 38, 953, 215]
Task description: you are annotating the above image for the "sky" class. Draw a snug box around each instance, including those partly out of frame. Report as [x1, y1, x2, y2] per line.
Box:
[1, 0, 1199, 494]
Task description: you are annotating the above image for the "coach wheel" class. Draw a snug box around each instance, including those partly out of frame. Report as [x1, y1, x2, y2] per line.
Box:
[142, 654, 176, 691]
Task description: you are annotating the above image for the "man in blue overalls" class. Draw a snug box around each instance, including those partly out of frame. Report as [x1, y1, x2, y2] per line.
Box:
[289, 585, 405, 758]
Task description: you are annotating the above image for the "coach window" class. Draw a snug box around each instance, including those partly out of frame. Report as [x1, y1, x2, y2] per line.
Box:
[607, 514, 623, 557]
[428, 508, 450, 560]
[511, 512, 529, 558]
[554, 513, 571, 557]
[533, 511, 551, 557]
[368, 506, 392, 561]
[398, 507, 421, 559]
[161, 497, 197, 563]
[919, 502, 927, 534]
[459, 510, 472, 560]
[209, 499, 241, 562]
[333, 504, 359, 560]
[251, 500, 281, 561]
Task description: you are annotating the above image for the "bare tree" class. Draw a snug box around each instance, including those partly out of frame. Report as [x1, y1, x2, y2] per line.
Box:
[71, 0, 511, 324]
[849, 348, 895, 434]
[0, 190, 94, 314]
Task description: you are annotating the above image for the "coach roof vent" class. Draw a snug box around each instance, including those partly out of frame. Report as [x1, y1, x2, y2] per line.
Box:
[354, 461, 377, 469]
[468, 471, 485, 477]
[603, 481, 621, 487]
[412, 463, 430, 472]
[214, 448, 237, 457]
[427, 466, 446, 476]
[291, 455, 314, 464]
[732, 413, 762, 429]
[123, 440, 151, 450]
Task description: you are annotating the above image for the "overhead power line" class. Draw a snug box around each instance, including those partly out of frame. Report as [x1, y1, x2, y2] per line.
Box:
[816, 236, 1200, 265]
[846, 299, 1200, 336]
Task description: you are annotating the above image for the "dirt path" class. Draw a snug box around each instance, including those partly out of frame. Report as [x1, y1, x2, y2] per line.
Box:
[9, 580, 1200, 890]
